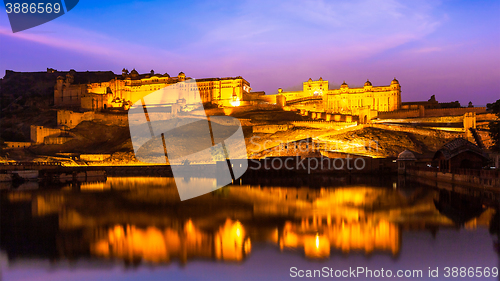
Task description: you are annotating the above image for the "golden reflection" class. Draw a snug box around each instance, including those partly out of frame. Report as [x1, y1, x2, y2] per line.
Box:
[12, 177, 495, 263]
[215, 219, 250, 261]
[80, 182, 109, 191]
[280, 218, 400, 258]
[91, 218, 251, 264]
[304, 234, 330, 259]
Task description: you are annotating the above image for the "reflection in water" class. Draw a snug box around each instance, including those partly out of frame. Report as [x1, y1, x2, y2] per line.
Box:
[1, 176, 498, 269]
[434, 189, 487, 227]
[91, 219, 250, 264]
[280, 219, 399, 259]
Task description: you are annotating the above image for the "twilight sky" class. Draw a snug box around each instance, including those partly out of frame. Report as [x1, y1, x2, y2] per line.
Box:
[0, 0, 499, 105]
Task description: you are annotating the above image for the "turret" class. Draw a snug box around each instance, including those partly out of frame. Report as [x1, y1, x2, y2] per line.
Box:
[178, 72, 186, 82]
[364, 79, 373, 90]
[130, 68, 139, 78]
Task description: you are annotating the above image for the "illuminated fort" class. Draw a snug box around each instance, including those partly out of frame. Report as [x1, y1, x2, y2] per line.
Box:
[54, 68, 251, 109]
[276, 77, 401, 114]
[53, 68, 400, 116]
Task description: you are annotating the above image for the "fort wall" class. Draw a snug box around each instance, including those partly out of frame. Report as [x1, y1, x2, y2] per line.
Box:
[93, 113, 128, 127]
[57, 110, 94, 128]
[476, 113, 498, 121]
[44, 136, 72, 145]
[30, 125, 62, 144]
[377, 109, 420, 119]
[57, 110, 129, 128]
[222, 104, 283, 116]
[374, 115, 464, 124]
[253, 124, 293, 134]
[291, 121, 358, 129]
[4, 142, 32, 149]
[378, 107, 487, 119]
[424, 107, 486, 117]
[80, 154, 111, 161]
[371, 124, 464, 139]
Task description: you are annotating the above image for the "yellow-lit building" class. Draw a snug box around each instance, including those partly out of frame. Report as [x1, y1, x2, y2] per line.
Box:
[54, 69, 251, 110]
[278, 77, 401, 114]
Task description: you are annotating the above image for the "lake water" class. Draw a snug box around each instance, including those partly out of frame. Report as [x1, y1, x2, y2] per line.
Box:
[1, 176, 498, 280]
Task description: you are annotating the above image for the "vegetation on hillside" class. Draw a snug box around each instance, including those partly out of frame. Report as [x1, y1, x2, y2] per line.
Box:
[486, 99, 500, 152]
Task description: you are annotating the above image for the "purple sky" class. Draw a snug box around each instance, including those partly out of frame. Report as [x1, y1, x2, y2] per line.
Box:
[0, 0, 499, 105]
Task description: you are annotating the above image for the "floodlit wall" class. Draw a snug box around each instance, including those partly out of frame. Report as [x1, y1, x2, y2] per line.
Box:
[4, 142, 32, 149]
[30, 125, 62, 144]
[57, 110, 94, 128]
[378, 107, 487, 119]
[57, 110, 129, 128]
[291, 121, 358, 129]
[80, 154, 111, 161]
[253, 124, 293, 134]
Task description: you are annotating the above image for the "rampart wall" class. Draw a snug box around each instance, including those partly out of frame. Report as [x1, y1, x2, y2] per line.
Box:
[5, 142, 32, 149]
[30, 125, 62, 144]
[223, 104, 283, 116]
[57, 110, 94, 128]
[44, 136, 72, 145]
[253, 124, 293, 134]
[374, 115, 463, 124]
[57, 110, 129, 128]
[425, 107, 487, 117]
[377, 109, 420, 119]
[378, 107, 487, 119]
[291, 121, 358, 129]
[93, 113, 128, 127]
[371, 124, 464, 139]
[80, 154, 111, 161]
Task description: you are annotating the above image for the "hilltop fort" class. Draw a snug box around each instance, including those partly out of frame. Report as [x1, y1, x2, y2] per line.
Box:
[0, 68, 496, 166]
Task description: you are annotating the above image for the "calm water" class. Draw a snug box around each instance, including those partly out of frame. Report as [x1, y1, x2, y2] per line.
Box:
[1, 176, 498, 281]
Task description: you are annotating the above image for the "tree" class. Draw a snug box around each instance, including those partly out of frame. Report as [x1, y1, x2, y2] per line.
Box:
[486, 99, 500, 152]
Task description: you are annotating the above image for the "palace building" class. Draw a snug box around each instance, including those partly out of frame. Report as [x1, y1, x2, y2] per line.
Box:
[278, 77, 401, 115]
[53, 69, 400, 117]
[54, 69, 251, 110]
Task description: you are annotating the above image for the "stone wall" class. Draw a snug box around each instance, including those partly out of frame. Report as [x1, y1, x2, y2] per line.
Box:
[57, 110, 94, 128]
[237, 118, 252, 127]
[80, 154, 111, 161]
[44, 136, 72, 145]
[407, 167, 499, 188]
[222, 104, 283, 116]
[425, 107, 486, 117]
[291, 121, 358, 129]
[374, 115, 464, 124]
[378, 107, 487, 119]
[4, 142, 32, 149]
[30, 125, 62, 144]
[477, 113, 498, 121]
[253, 124, 293, 134]
[378, 109, 420, 119]
[93, 113, 128, 127]
[371, 124, 464, 139]
[57, 110, 129, 128]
